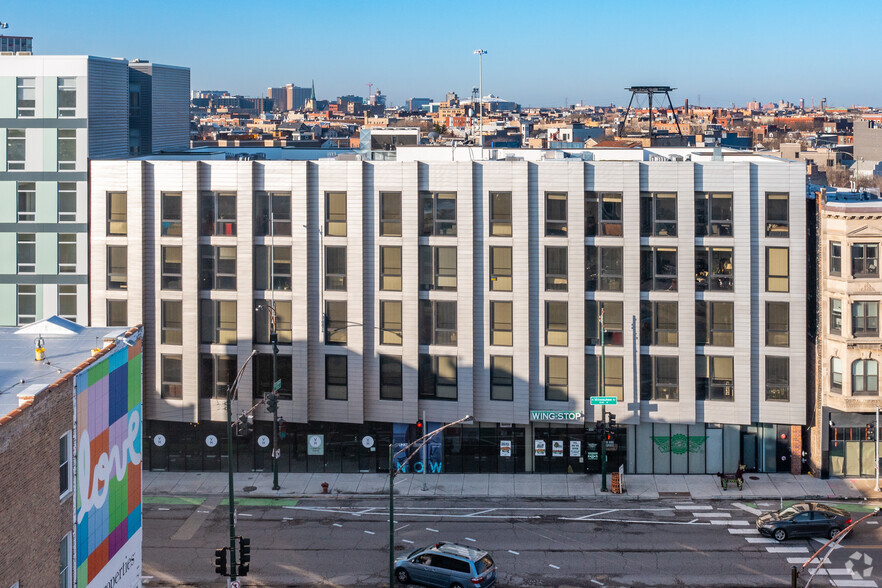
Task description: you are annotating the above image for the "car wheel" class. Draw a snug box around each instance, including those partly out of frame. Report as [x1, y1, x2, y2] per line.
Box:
[828, 527, 842, 540]
[773, 528, 787, 542]
[450, 584, 464, 588]
[395, 568, 410, 584]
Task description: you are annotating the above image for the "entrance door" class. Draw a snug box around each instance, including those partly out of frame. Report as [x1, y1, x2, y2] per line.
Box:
[742, 433, 757, 471]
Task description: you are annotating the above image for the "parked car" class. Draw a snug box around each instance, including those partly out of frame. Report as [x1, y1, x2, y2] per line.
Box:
[394, 541, 497, 587]
[756, 502, 852, 542]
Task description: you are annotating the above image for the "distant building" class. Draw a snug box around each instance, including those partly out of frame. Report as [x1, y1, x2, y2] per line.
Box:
[0, 35, 32, 53]
[128, 60, 190, 154]
[407, 97, 432, 112]
[286, 84, 311, 111]
[854, 119, 882, 163]
[268, 86, 286, 111]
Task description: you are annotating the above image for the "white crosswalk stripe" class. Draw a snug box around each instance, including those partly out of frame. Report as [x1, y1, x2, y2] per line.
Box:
[695, 512, 731, 518]
[711, 519, 749, 525]
[767, 546, 810, 553]
[728, 528, 757, 535]
[830, 580, 878, 587]
[746, 537, 777, 544]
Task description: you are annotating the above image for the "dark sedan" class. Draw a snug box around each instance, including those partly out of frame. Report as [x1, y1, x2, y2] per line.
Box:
[756, 502, 852, 542]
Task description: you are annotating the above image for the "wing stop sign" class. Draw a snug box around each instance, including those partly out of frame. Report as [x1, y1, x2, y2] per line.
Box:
[529, 410, 584, 422]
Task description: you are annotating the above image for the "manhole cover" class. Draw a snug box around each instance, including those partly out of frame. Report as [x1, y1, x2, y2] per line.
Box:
[243, 486, 257, 492]
[748, 475, 760, 480]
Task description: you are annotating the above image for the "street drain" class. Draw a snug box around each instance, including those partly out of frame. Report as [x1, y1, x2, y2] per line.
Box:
[243, 486, 257, 492]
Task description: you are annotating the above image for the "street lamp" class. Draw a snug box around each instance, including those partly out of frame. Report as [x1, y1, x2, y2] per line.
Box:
[256, 303, 281, 491]
[600, 308, 608, 493]
[473, 49, 487, 150]
[388, 414, 473, 587]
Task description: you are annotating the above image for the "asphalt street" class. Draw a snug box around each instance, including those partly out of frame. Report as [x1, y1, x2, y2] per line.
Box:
[142, 496, 882, 587]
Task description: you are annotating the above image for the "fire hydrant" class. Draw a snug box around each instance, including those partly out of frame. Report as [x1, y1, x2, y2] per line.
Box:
[321, 482, 329, 494]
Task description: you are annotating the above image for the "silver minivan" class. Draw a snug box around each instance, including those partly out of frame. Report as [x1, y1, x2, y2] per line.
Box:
[394, 541, 497, 588]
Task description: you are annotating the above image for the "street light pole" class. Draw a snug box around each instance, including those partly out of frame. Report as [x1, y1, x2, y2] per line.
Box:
[257, 303, 281, 491]
[600, 307, 608, 493]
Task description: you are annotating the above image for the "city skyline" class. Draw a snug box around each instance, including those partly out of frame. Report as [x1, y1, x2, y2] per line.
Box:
[4, 0, 880, 108]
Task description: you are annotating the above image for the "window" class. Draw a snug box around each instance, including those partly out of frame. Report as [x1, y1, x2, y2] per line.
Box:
[695, 192, 733, 237]
[59, 431, 72, 498]
[419, 246, 456, 291]
[419, 354, 457, 399]
[325, 192, 347, 236]
[586, 300, 624, 346]
[766, 301, 789, 347]
[161, 246, 182, 290]
[490, 301, 513, 346]
[419, 300, 457, 346]
[252, 354, 293, 400]
[106, 300, 127, 327]
[640, 301, 678, 346]
[380, 300, 402, 345]
[58, 182, 77, 222]
[380, 246, 402, 291]
[200, 245, 237, 290]
[17, 182, 35, 222]
[765, 193, 788, 237]
[765, 356, 789, 401]
[58, 129, 76, 170]
[106, 192, 127, 235]
[830, 242, 841, 276]
[695, 247, 733, 291]
[199, 191, 236, 236]
[16, 284, 37, 324]
[199, 300, 236, 345]
[380, 355, 403, 400]
[640, 356, 679, 401]
[420, 191, 457, 236]
[830, 298, 842, 335]
[586, 246, 623, 291]
[199, 354, 236, 399]
[254, 191, 291, 236]
[491, 356, 514, 400]
[489, 246, 512, 291]
[129, 82, 141, 117]
[254, 245, 292, 291]
[60, 532, 72, 588]
[58, 234, 76, 273]
[161, 300, 183, 345]
[766, 247, 789, 292]
[851, 243, 879, 278]
[7, 129, 25, 170]
[640, 247, 678, 291]
[161, 192, 182, 236]
[545, 246, 568, 291]
[324, 300, 347, 345]
[585, 355, 624, 401]
[58, 286, 77, 321]
[586, 192, 623, 236]
[325, 246, 346, 291]
[17, 233, 36, 273]
[545, 192, 567, 236]
[58, 78, 76, 117]
[852, 301, 879, 337]
[546, 301, 568, 346]
[380, 192, 402, 236]
[545, 356, 568, 401]
[831, 357, 842, 393]
[852, 359, 878, 396]
[254, 299, 293, 344]
[16, 77, 35, 117]
[696, 356, 734, 401]
[696, 301, 734, 346]
[641, 192, 677, 237]
[490, 192, 512, 236]
[161, 355, 183, 398]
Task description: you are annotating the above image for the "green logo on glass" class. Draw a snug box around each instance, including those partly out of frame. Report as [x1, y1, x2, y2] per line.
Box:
[651, 434, 707, 455]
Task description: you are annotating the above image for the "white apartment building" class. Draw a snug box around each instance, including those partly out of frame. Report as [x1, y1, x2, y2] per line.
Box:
[90, 146, 806, 475]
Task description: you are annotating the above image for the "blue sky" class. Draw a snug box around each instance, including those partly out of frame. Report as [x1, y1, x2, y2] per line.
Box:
[5, 0, 878, 108]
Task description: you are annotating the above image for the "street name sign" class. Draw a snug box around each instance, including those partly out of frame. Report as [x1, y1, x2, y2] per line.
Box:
[590, 396, 617, 406]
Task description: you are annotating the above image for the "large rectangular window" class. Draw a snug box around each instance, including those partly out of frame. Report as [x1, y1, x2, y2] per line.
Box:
[695, 247, 733, 291]
[57, 234, 77, 274]
[58, 285, 77, 321]
[380, 300, 403, 345]
[586, 246, 623, 291]
[830, 298, 842, 335]
[161, 246, 182, 290]
[16, 77, 35, 117]
[640, 356, 679, 401]
[830, 241, 841, 276]
[57, 129, 76, 171]
[765, 193, 789, 237]
[58, 182, 77, 223]
[325, 246, 347, 291]
[766, 247, 789, 292]
[161, 192, 182, 236]
[640, 247, 678, 291]
[254, 299, 292, 344]
[199, 300, 237, 344]
[641, 192, 677, 237]
[380, 192, 402, 236]
[60, 533, 72, 588]
[766, 301, 789, 347]
[765, 356, 789, 401]
[852, 359, 878, 396]
[585, 355, 624, 401]
[324, 300, 347, 345]
[489, 246, 512, 291]
[7, 129, 25, 170]
[640, 301, 678, 346]
[695, 192, 733, 237]
[17, 233, 35, 273]
[545, 192, 567, 236]
[696, 301, 734, 346]
[419, 246, 456, 291]
[107, 246, 127, 290]
[254, 245, 292, 291]
[58, 77, 76, 117]
[254, 191, 292, 236]
[420, 192, 456, 236]
[59, 431, 72, 498]
[545, 246, 568, 291]
[490, 355, 514, 401]
[379, 355, 403, 400]
[199, 354, 236, 399]
[161, 300, 183, 345]
[545, 356, 568, 401]
[831, 357, 843, 393]
[419, 354, 457, 399]
[17, 182, 35, 222]
[106, 300, 127, 327]
[696, 356, 734, 401]
[852, 301, 879, 337]
[380, 246, 402, 291]
[586, 192, 623, 236]
[851, 243, 879, 278]
[490, 192, 512, 236]
[545, 301, 568, 346]
[325, 192, 347, 236]
[200, 245, 237, 290]
[161, 355, 183, 399]
[199, 191, 237, 236]
[490, 301, 513, 346]
[586, 300, 623, 346]
[107, 192, 127, 235]
[17, 284, 36, 324]
[419, 300, 457, 346]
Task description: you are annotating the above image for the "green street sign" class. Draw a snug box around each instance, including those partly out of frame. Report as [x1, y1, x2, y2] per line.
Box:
[590, 396, 617, 406]
[273, 379, 282, 391]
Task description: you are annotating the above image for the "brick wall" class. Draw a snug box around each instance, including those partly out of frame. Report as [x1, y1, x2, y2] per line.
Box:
[790, 425, 803, 475]
[0, 382, 74, 586]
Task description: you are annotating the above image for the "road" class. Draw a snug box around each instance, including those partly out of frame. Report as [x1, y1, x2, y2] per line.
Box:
[142, 495, 882, 587]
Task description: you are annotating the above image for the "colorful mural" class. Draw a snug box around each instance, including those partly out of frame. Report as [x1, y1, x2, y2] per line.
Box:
[75, 336, 143, 588]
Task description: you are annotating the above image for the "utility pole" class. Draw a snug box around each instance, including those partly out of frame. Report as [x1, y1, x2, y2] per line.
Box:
[600, 308, 608, 493]
[258, 303, 281, 491]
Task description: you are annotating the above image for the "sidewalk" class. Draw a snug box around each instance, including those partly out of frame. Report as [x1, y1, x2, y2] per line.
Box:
[142, 470, 874, 502]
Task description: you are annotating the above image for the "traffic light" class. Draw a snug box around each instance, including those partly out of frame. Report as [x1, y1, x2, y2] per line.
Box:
[595, 420, 604, 432]
[416, 421, 423, 431]
[266, 392, 278, 413]
[237, 414, 252, 437]
[608, 413, 616, 428]
[238, 536, 251, 576]
[278, 417, 287, 439]
[867, 423, 875, 442]
[214, 547, 227, 576]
